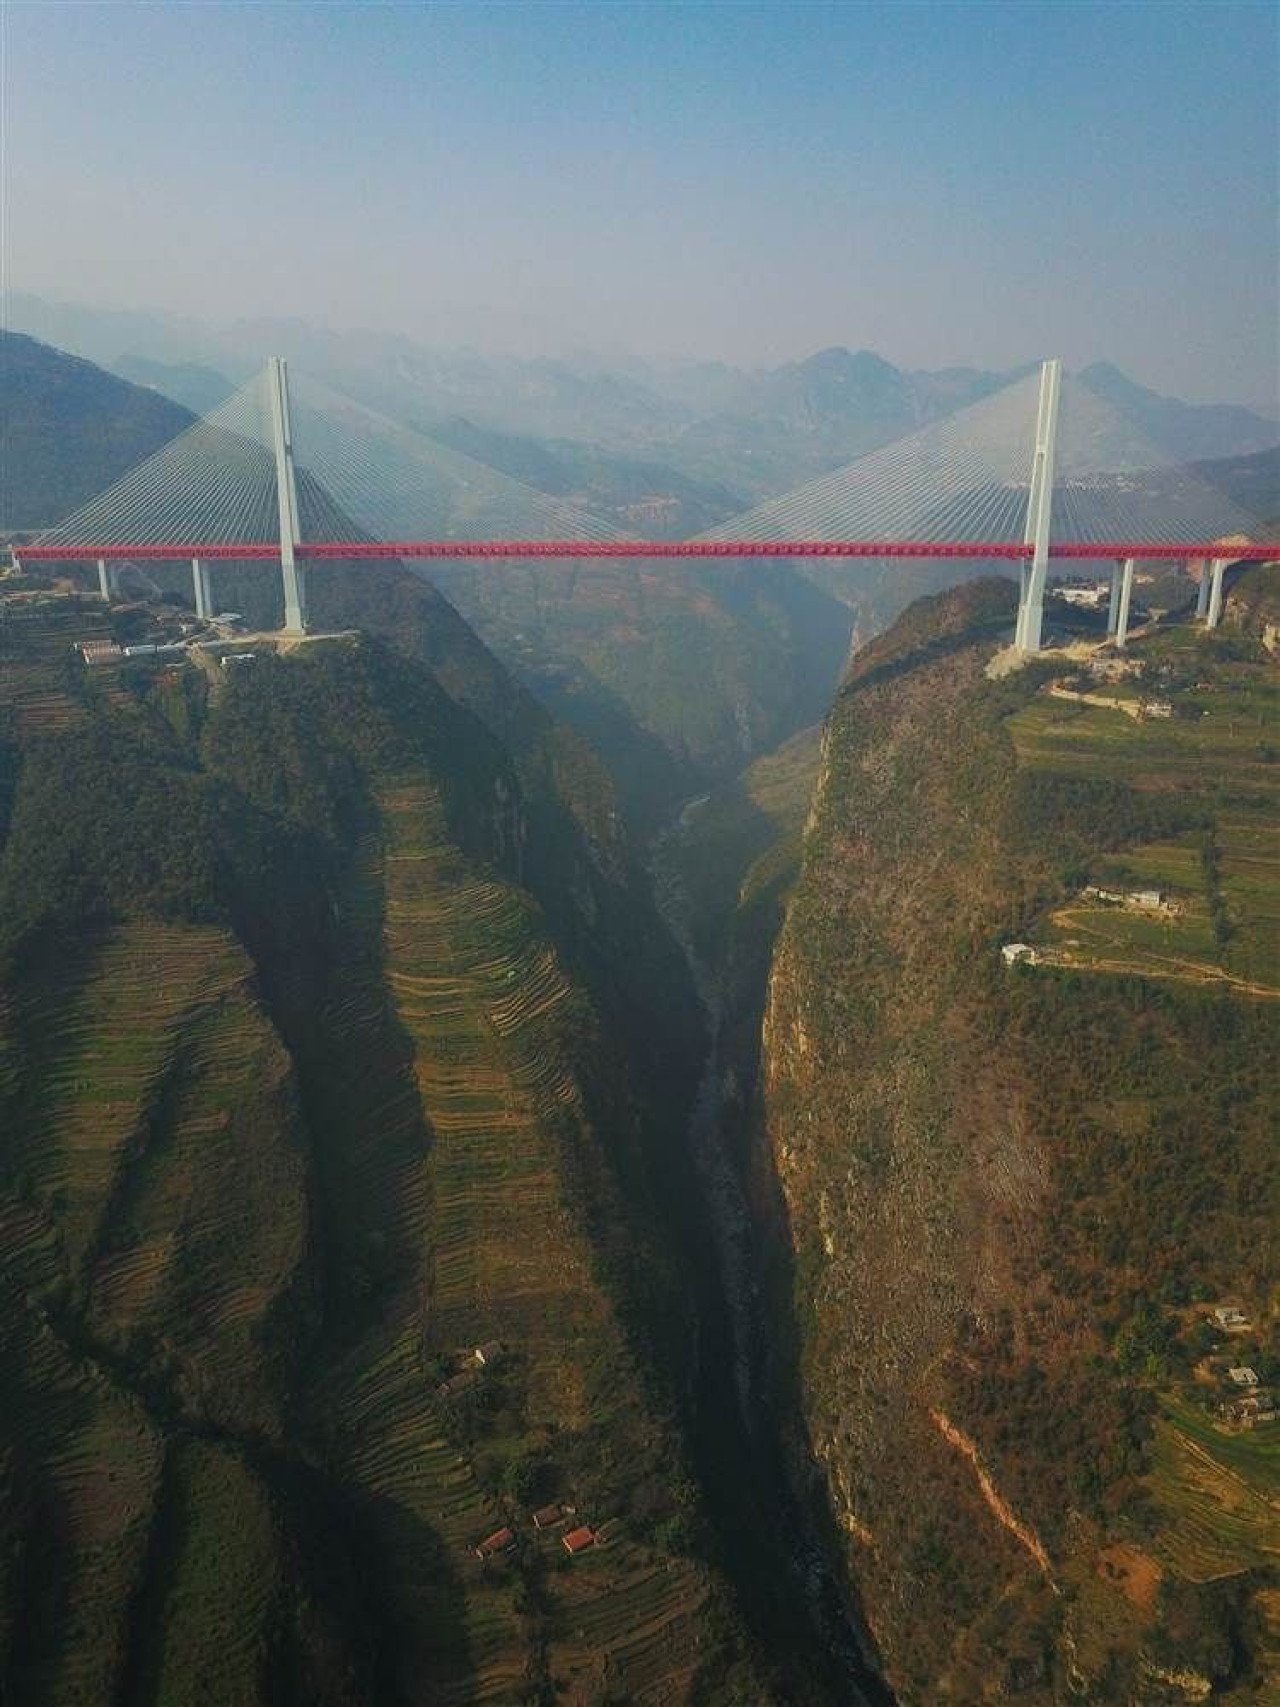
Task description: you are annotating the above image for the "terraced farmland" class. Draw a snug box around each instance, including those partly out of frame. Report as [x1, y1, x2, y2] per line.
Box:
[1006, 621, 1280, 994]
[0, 1198, 163, 1706]
[0, 619, 771, 1704]
[1148, 1404, 1280, 1584]
[4, 921, 313, 1435]
[0, 598, 109, 738]
[304, 773, 725, 1701]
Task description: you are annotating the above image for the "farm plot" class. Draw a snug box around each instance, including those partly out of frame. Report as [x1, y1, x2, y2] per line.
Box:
[143, 1442, 283, 1707]
[1007, 660, 1279, 801]
[323, 1317, 524, 1706]
[0, 1199, 163, 1707]
[543, 1538, 714, 1702]
[377, 781, 597, 1394]
[0, 599, 109, 738]
[1147, 1405, 1280, 1584]
[4, 924, 255, 1279]
[82, 949, 313, 1436]
[1005, 630, 1280, 994]
[1219, 816, 1280, 986]
[310, 773, 718, 1700]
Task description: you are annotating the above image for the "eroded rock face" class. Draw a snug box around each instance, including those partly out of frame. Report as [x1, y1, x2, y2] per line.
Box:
[754, 580, 1279, 1701]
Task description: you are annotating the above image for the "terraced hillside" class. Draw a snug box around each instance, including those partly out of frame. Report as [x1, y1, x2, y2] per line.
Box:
[0, 593, 116, 741]
[753, 577, 1280, 1701]
[0, 600, 779, 1705]
[1005, 623, 1280, 995]
[296, 776, 738, 1701]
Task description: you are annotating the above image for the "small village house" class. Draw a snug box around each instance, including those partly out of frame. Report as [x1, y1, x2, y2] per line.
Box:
[1213, 1306, 1250, 1331]
[1001, 943, 1039, 967]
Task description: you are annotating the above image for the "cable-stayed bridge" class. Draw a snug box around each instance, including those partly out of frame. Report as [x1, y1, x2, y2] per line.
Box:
[18, 357, 1277, 653]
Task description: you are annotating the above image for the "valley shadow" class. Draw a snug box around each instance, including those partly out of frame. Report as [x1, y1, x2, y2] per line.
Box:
[234, 815, 484, 1701]
[742, 1108, 895, 1704]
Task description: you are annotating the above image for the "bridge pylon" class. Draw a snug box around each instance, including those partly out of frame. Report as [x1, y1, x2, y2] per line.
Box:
[1205, 557, 1227, 628]
[1014, 357, 1062, 653]
[1114, 556, 1136, 648]
[267, 357, 307, 634]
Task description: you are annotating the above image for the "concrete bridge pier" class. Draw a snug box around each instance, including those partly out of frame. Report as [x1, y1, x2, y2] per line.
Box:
[1205, 558, 1227, 629]
[191, 557, 213, 620]
[1114, 557, 1136, 648]
[97, 557, 112, 602]
[1195, 559, 1212, 620]
[1107, 561, 1124, 636]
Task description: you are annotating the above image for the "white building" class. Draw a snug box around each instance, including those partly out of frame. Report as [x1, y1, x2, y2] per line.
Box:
[1213, 1306, 1251, 1332]
[1001, 943, 1039, 967]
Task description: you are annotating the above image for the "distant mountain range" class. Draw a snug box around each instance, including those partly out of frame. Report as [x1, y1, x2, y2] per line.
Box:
[1077, 361, 1279, 464]
[0, 329, 860, 824]
[7, 291, 1276, 511]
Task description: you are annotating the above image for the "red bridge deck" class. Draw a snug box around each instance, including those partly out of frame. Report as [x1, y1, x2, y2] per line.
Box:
[17, 539, 1278, 563]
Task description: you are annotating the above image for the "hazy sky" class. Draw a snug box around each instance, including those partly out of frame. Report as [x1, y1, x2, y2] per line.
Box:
[4, 0, 1278, 406]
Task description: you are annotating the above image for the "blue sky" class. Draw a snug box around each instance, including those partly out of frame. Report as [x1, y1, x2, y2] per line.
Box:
[4, 0, 1277, 405]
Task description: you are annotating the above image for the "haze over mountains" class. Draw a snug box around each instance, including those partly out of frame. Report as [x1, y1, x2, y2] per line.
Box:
[9, 292, 1278, 518]
[5, 318, 1276, 828]
[3, 302, 1280, 1704]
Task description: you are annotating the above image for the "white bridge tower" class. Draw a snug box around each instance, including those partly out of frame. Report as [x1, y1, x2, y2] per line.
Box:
[267, 356, 307, 635]
[1014, 358, 1062, 654]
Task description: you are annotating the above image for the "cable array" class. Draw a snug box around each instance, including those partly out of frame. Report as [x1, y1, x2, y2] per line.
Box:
[36, 372, 278, 548]
[35, 364, 625, 553]
[700, 371, 1261, 550]
[32, 361, 1263, 561]
[288, 375, 625, 545]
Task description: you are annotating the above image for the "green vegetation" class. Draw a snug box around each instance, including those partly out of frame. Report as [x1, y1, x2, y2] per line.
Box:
[0, 595, 774, 1705]
[754, 578, 1280, 1702]
[417, 552, 853, 828]
[0, 331, 192, 530]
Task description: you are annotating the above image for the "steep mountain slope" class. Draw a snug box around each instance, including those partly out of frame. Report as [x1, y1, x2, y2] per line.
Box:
[667, 349, 1009, 497]
[110, 353, 236, 415]
[0, 595, 790, 1705]
[0, 332, 194, 531]
[1187, 446, 1280, 529]
[754, 580, 1280, 1700]
[407, 554, 855, 827]
[5, 330, 856, 829]
[1079, 363, 1277, 463]
[423, 416, 743, 537]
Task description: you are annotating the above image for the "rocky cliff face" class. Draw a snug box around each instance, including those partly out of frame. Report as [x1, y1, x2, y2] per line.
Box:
[756, 581, 1279, 1701]
[1224, 562, 1280, 653]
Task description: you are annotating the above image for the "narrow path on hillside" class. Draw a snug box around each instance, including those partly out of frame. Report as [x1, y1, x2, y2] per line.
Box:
[1047, 906, 1280, 998]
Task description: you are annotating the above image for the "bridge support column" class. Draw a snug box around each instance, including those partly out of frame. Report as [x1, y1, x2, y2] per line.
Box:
[267, 355, 307, 635]
[1205, 558, 1226, 629]
[1015, 357, 1062, 653]
[1107, 561, 1123, 636]
[1195, 559, 1211, 620]
[1114, 557, 1136, 648]
[191, 556, 212, 620]
[97, 557, 112, 602]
